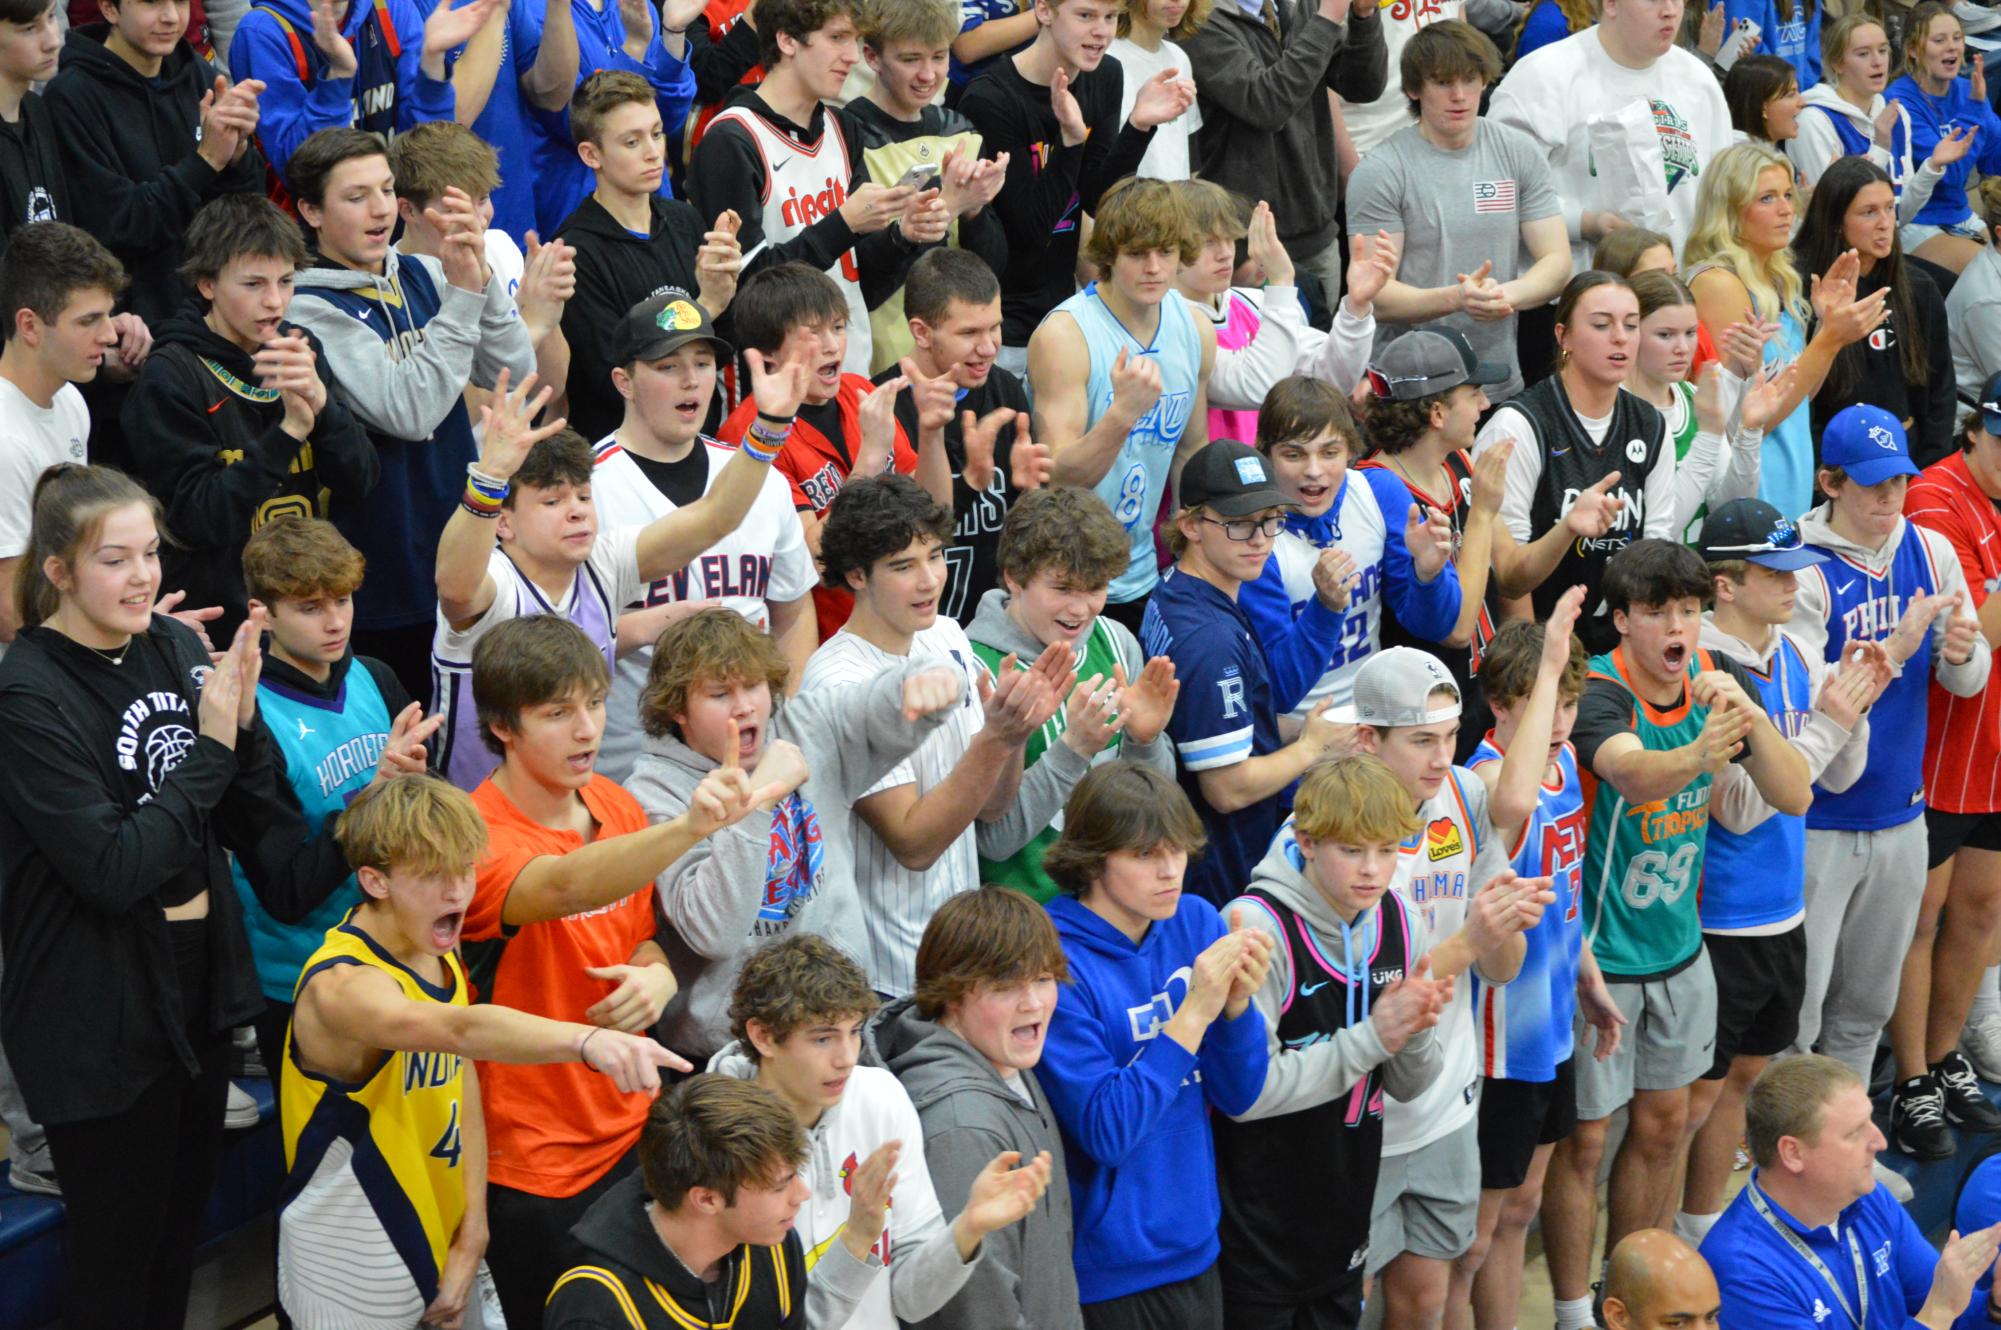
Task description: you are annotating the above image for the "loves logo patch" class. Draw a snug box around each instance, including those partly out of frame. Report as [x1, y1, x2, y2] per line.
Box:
[1425, 817, 1463, 862]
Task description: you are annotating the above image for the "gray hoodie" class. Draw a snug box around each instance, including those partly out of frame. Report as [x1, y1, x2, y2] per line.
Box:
[287, 246, 534, 442]
[863, 997, 1085, 1330]
[1228, 826, 1442, 1122]
[623, 658, 965, 1059]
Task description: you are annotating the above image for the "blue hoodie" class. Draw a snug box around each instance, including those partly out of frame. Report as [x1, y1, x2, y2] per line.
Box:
[229, 0, 455, 186]
[1038, 892, 1270, 1304]
[1726, 0, 1821, 89]
[1954, 1150, 2001, 1330]
[1886, 72, 2001, 229]
[1703, 1173, 1934, 1329]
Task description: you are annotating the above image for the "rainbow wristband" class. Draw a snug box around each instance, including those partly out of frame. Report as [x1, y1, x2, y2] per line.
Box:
[465, 464, 510, 502]
[462, 481, 505, 518]
[742, 418, 790, 464]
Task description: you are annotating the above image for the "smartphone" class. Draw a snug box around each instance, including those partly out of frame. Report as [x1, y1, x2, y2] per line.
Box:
[896, 161, 941, 191]
[1715, 16, 1760, 70]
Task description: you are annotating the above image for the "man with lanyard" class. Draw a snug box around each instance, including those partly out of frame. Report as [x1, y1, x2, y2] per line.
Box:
[1703, 1053, 2001, 1330]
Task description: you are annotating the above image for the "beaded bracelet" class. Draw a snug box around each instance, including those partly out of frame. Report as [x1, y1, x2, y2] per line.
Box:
[742, 417, 791, 465]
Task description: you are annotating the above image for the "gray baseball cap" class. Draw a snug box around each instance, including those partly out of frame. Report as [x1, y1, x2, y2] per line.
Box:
[1335, 647, 1463, 727]
[1366, 328, 1509, 401]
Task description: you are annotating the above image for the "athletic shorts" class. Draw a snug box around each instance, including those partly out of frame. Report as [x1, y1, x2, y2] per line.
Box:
[1925, 806, 2001, 869]
[1704, 926, 1807, 1077]
[1366, 1122, 1479, 1274]
[1901, 218, 1985, 254]
[1478, 1058, 1578, 1190]
[1574, 946, 1718, 1122]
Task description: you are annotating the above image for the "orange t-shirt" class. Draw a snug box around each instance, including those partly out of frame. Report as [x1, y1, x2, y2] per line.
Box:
[465, 775, 658, 1198]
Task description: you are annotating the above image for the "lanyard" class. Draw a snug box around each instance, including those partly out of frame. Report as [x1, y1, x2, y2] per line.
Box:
[1747, 1183, 1869, 1330]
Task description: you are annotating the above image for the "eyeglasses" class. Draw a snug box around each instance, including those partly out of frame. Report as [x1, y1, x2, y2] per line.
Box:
[1706, 521, 1803, 556]
[1200, 514, 1286, 542]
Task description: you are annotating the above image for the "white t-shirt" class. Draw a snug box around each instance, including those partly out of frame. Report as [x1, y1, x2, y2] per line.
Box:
[485, 229, 526, 310]
[1110, 37, 1202, 181]
[1382, 766, 1507, 1156]
[430, 527, 646, 791]
[0, 380, 88, 662]
[590, 433, 817, 781]
[796, 618, 990, 996]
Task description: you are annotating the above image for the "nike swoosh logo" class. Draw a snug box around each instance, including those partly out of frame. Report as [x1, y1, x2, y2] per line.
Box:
[773, 155, 793, 173]
[1299, 980, 1331, 996]
[1835, 579, 1857, 595]
[1550, 447, 1570, 457]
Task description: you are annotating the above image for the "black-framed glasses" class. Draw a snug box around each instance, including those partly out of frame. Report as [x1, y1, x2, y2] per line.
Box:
[1200, 514, 1286, 542]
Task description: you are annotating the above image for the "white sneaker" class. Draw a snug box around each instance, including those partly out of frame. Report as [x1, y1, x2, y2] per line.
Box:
[1874, 1159, 1916, 1203]
[224, 1081, 260, 1130]
[6, 1160, 58, 1197]
[1963, 1015, 2001, 1083]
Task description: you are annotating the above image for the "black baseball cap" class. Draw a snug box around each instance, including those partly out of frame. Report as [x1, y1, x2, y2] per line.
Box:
[1980, 371, 2001, 435]
[1695, 497, 1829, 572]
[1179, 440, 1293, 517]
[1366, 328, 1508, 401]
[610, 290, 734, 368]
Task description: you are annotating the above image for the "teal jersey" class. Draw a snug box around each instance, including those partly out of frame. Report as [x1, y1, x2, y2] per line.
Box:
[232, 660, 394, 1001]
[972, 618, 1127, 903]
[1580, 646, 1720, 979]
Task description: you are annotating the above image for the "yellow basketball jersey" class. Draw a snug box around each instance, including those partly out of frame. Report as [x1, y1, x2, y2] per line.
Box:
[279, 912, 470, 1317]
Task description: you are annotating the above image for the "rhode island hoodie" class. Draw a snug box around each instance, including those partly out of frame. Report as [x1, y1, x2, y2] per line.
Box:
[709, 1045, 980, 1330]
[864, 997, 1085, 1330]
[1037, 891, 1270, 1304]
[622, 657, 966, 1062]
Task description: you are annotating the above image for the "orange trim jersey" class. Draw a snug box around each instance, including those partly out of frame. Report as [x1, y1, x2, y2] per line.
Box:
[465, 775, 657, 1197]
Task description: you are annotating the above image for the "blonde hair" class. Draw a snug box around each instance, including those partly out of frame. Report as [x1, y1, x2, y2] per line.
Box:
[1978, 175, 2001, 238]
[1745, 1053, 1863, 1169]
[1119, 0, 1210, 40]
[336, 774, 490, 881]
[1082, 176, 1199, 271]
[1683, 141, 1807, 323]
[1171, 178, 1248, 245]
[1820, 12, 1885, 82]
[1293, 755, 1425, 845]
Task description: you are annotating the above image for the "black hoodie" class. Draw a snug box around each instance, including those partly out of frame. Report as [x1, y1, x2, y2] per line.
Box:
[556, 192, 712, 445]
[122, 302, 378, 643]
[546, 1171, 809, 1330]
[0, 92, 66, 255]
[1810, 263, 1959, 472]
[41, 26, 266, 324]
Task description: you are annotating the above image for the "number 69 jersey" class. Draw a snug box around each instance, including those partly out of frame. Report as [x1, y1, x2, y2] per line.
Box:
[1575, 646, 1754, 980]
[279, 916, 470, 1323]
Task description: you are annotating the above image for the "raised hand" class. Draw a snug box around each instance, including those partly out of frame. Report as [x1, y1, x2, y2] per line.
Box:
[1978, 52, 1989, 104]
[425, 0, 503, 58]
[1127, 68, 1195, 131]
[310, 0, 359, 77]
[1697, 0, 1725, 57]
[1223, 907, 1275, 1013]
[234, 603, 267, 728]
[856, 375, 905, 478]
[1471, 436, 1509, 516]
[579, 1028, 693, 1092]
[1060, 672, 1123, 758]
[938, 147, 1008, 219]
[1718, 316, 1777, 378]
[1113, 657, 1178, 744]
[1372, 954, 1453, 1052]
[1006, 413, 1052, 490]
[1691, 695, 1753, 773]
[745, 734, 810, 809]
[1886, 589, 1952, 663]
[372, 702, 446, 784]
[584, 962, 677, 1031]
[842, 1140, 901, 1261]
[616, 0, 657, 58]
[902, 665, 963, 721]
[1875, 100, 1903, 149]
[1692, 362, 1725, 434]
[517, 231, 578, 335]
[1943, 596, 1980, 666]
[957, 1151, 1053, 1238]
[1561, 472, 1625, 538]
[1810, 249, 1862, 324]
[903, 357, 959, 437]
[1456, 259, 1510, 322]
[198, 621, 250, 746]
[692, 209, 744, 314]
[1406, 503, 1453, 580]
[1929, 123, 1977, 170]
[1545, 584, 1586, 668]
[1245, 201, 1295, 289]
[154, 588, 224, 652]
[1927, 1224, 2001, 1323]
[1050, 68, 1088, 145]
[1108, 347, 1164, 427]
[681, 763, 764, 837]
[197, 75, 263, 170]
[476, 369, 566, 481]
[1312, 545, 1362, 612]
[1738, 361, 1798, 433]
[424, 185, 489, 293]
[1186, 929, 1250, 1023]
[1345, 230, 1400, 311]
[253, 333, 326, 439]
[742, 346, 812, 424]
[896, 190, 952, 246]
[839, 181, 917, 235]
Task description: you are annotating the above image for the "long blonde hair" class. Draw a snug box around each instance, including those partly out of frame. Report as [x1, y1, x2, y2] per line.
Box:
[1682, 141, 1807, 323]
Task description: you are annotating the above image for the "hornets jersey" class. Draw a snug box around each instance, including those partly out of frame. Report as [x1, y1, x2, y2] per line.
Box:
[279, 914, 470, 1323]
[1467, 737, 1586, 1081]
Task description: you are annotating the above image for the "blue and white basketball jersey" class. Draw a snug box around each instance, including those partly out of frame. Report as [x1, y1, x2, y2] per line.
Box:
[1700, 630, 1814, 932]
[1053, 283, 1203, 606]
[1466, 736, 1586, 1082]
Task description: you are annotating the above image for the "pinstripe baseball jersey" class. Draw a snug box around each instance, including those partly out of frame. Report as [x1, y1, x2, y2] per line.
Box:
[1907, 452, 2001, 814]
[795, 619, 989, 996]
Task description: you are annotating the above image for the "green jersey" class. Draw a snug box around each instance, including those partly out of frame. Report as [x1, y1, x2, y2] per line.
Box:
[1580, 646, 1721, 979]
[973, 618, 1127, 903]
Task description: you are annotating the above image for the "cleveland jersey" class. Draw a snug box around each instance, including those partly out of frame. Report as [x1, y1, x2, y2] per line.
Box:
[279, 913, 470, 1323]
[707, 104, 874, 376]
[1467, 736, 1586, 1081]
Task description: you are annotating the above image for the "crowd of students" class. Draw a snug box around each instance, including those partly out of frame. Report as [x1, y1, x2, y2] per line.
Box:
[10, 0, 2001, 1325]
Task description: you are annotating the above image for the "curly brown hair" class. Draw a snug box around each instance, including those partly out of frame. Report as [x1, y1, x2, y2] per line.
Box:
[995, 486, 1129, 591]
[730, 935, 880, 1062]
[640, 608, 793, 739]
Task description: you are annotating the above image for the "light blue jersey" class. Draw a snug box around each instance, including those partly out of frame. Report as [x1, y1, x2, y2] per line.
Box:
[1052, 283, 1203, 606]
[1467, 737, 1585, 1082]
[232, 663, 393, 1002]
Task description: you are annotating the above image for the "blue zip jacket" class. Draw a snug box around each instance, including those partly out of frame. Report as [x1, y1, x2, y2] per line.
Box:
[1886, 73, 2001, 228]
[1703, 1174, 1935, 1329]
[230, 0, 455, 185]
[1039, 893, 1270, 1304]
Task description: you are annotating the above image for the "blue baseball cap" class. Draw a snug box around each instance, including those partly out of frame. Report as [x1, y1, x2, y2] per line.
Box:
[1821, 404, 1919, 487]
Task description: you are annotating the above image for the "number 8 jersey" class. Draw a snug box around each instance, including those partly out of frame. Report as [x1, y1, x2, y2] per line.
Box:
[1577, 646, 1745, 979]
[279, 913, 470, 1324]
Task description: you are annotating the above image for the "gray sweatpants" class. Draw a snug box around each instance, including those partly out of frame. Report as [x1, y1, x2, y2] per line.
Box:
[1794, 819, 1929, 1080]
